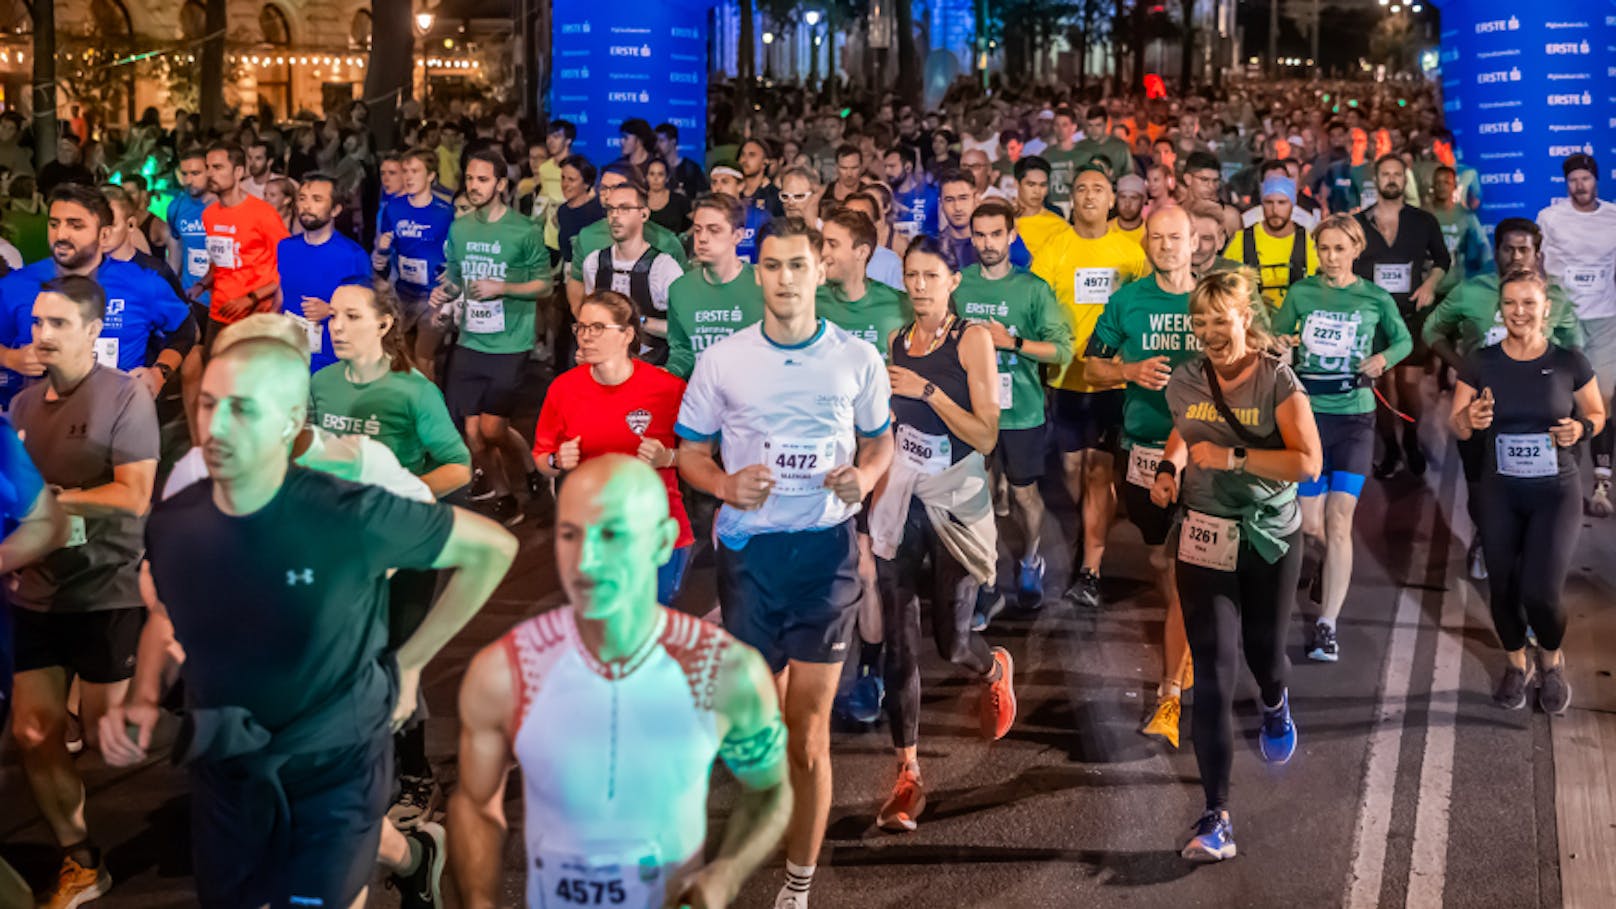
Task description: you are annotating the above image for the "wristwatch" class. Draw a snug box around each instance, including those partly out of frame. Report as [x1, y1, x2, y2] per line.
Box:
[547, 452, 559, 470]
[1231, 447, 1248, 471]
[1013, 336, 1025, 351]
[921, 381, 937, 401]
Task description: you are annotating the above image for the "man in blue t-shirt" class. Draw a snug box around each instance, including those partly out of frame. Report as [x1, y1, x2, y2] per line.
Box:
[884, 146, 939, 240]
[279, 173, 374, 373]
[166, 146, 214, 302]
[376, 147, 456, 379]
[0, 415, 66, 730]
[934, 169, 1031, 270]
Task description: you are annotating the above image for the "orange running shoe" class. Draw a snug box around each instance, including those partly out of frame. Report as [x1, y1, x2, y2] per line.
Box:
[40, 854, 110, 909]
[979, 646, 1017, 740]
[877, 762, 927, 832]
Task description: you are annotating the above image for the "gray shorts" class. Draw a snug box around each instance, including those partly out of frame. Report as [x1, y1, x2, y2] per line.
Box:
[1580, 317, 1616, 394]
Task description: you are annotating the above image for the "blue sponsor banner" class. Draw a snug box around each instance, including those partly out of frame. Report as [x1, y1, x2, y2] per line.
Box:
[550, 0, 711, 166]
[1434, 1, 1616, 223]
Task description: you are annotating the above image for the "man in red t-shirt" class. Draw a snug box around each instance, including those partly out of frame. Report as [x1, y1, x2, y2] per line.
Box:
[196, 142, 287, 347]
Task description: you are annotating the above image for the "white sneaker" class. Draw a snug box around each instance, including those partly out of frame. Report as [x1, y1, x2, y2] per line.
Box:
[774, 890, 807, 909]
[1588, 478, 1613, 518]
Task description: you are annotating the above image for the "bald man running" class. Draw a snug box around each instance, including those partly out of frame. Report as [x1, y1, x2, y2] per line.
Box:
[100, 337, 517, 909]
[451, 455, 791, 908]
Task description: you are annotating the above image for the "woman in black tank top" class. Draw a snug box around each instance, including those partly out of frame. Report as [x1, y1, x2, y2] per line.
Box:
[872, 236, 1017, 834]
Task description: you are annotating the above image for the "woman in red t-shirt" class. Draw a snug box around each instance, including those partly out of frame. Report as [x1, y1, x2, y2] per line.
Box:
[533, 290, 693, 602]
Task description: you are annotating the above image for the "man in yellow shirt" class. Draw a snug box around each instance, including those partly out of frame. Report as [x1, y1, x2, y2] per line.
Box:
[1013, 156, 1073, 257]
[1109, 174, 1146, 246]
[1032, 165, 1150, 610]
[1224, 175, 1317, 309]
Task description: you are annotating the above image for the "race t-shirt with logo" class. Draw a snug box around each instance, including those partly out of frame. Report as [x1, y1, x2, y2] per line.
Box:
[1429, 204, 1491, 297]
[1032, 228, 1151, 392]
[1087, 275, 1200, 448]
[0, 258, 189, 385]
[892, 183, 940, 239]
[166, 192, 212, 297]
[1536, 199, 1616, 323]
[954, 265, 1071, 430]
[308, 364, 470, 476]
[675, 321, 891, 548]
[380, 193, 456, 300]
[1222, 226, 1319, 310]
[1042, 146, 1084, 215]
[568, 218, 689, 281]
[1422, 273, 1582, 358]
[665, 263, 765, 379]
[1458, 343, 1596, 480]
[1272, 275, 1411, 415]
[276, 232, 374, 372]
[815, 280, 914, 357]
[201, 194, 289, 322]
[445, 207, 548, 355]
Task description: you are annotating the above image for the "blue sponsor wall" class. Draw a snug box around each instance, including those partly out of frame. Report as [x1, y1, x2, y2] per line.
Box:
[1435, 1, 1616, 223]
[550, 0, 711, 165]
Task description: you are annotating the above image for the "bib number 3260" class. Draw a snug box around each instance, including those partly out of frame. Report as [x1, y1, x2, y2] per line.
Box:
[1178, 509, 1240, 572]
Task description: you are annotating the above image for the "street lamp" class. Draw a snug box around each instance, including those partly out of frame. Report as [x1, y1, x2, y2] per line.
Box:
[415, 11, 435, 34]
[804, 10, 822, 89]
[416, 8, 436, 113]
[761, 31, 774, 81]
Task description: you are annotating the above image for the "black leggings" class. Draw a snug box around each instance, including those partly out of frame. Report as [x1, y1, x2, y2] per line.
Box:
[1176, 527, 1302, 813]
[1478, 472, 1581, 652]
[879, 499, 996, 749]
[1457, 435, 1486, 535]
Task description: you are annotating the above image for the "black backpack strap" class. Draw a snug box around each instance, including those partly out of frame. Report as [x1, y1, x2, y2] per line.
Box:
[588, 247, 611, 293]
[1201, 357, 1278, 448]
[630, 247, 659, 311]
[1287, 228, 1307, 290]
[1241, 226, 1258, 269]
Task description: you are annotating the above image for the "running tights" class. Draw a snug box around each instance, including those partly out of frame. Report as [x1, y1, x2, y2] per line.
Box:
[1478, 473, 1580, 652]
[1176, 529, 1302, 812]
[879, 499, 995, 749]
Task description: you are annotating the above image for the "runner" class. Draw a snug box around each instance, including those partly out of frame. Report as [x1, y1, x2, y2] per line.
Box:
[580, 173, 684, 366]
[1536, 152, 1616, 517]
[121, 175, 173, 257]
[1109, 174, 1147, 246]
[197, 142, 288, 352]
[884, 146, 938, 240]
[1041, 107, 1085, 218]
[1033, 165, 1150, 609]
[817, 209, 914, 356]
[1273, 214, 1411, 663]
[100, 184, 183, 295]
[667, 193, 764, 379]
[100, 334, 517, 909]
[1423, 218, 1582, 579]
[1225, 175, 1318, 310]
[777, 165, 821, 222]
[1180, 151, 1242, 238]
[708, 160, 774, 264]
[829, 143, 865, 204]
[166, 147, 214, 299]
[1352, 152, 1449, 478]
[952, 198, 1071, 618]
[867, 236, 1016, 832]
[9, 275, 159, 905]
[1010, 157, 1072, 255]
[1188, 202, 1242, 278]
[1084, 206, 1204, 747]
[1426, 165, 1490, 301]
[1150, 269, 1321, 861]
[433, 148, 552, 525]
[676, 217, 893, 909]
[738, 138, 785, 218]
[376, 147, 456, 381]
[275, 172, 374, 373]
[838, 192, 905, 290]
[1449, 269, 1605, 713]
[934, 169, 1030, 270]
[449, 454, 791, 909]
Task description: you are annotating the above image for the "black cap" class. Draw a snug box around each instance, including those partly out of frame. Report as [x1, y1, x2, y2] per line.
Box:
[1563, 152, 1597, 178]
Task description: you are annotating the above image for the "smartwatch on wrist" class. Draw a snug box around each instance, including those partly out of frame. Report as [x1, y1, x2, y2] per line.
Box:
[1231, 447, 1248, 471]
[921, 381, 937, 401]
[1579, 417, 1596, 443]
[1013, 336, 1025, 352]
[547, 452, 559, 470]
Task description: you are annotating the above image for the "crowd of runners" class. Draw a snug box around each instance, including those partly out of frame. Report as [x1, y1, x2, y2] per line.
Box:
[0, 75, 1609, 907]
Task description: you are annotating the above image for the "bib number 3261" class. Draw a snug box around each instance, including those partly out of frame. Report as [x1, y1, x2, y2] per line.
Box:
[1178, 509, 1240, 572]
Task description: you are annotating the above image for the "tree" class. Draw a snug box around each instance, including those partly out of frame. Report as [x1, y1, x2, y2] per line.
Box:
[739, 0, 754, 109]
[1178, 0, 1195, 94]
[363, 0, 413, 150]
[894, 0, 919, 105]
[23, 0, 56, 169]
[199, 0, 226, 131]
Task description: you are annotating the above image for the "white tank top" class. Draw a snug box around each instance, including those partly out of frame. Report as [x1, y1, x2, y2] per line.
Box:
[503, 606, 730, 909]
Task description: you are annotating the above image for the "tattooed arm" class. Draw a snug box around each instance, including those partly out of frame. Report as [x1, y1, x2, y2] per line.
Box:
[668, 640, 792, 909]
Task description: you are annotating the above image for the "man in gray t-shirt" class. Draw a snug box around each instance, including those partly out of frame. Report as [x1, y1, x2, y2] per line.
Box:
[8, 275, 157, 902]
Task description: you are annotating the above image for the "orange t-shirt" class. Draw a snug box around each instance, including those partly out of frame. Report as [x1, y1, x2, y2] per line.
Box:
[202, 195, 288, 321]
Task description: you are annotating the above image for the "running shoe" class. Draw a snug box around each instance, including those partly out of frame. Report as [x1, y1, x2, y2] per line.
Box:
[971, 585, 1007, 632]
[1258, 690, 1298, 764]
[526, 469, 549, 500]
[1538, 664, 1572, 715]
[1587, 478, 1614, 518]
[388, 821, 446, 909]
[1062, 567, 1102, 610]
[835, 666, 885, 725]
[1404, 438, 1427, 478]
[979, 647, 1017, 740]
[1373, 446, 1402, 480]
[1492, 664, 1533, 710]
[1140, 693, 1182, 750]
[1017, 555, 1046, 609]
[39, 855, 110, 909]
[65, 711, 83, 755]
[489, 494, 525, 527]
[467, 468, 497, 502]
[388, 775, 441, 830]
[1467, 538, 1488, 581]
[773, 891, 808, 909]
[1181, 811, 1237, 862]
[1307, 620, 1339, 663]
[876, 762, 927, 832]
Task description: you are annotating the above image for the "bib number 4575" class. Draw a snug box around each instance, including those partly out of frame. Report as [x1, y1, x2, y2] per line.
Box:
[554, 878, 627, 905]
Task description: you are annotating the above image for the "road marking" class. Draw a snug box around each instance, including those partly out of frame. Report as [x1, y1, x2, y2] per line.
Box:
[1345, 500, 1434, 909]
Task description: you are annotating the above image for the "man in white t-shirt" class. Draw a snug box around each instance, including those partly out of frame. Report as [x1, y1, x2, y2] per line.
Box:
[1538, 152, 1616, 515]
[581, 176, 684, 366]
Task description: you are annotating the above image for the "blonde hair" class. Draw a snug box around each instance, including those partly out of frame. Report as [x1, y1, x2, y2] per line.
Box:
[213, 313, 312, 366]
[1313, 213, 1365, 251]
[1190, 269, 1272, 351]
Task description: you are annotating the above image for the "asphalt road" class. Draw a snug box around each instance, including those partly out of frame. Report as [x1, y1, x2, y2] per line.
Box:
[0, 374, 1609, 908]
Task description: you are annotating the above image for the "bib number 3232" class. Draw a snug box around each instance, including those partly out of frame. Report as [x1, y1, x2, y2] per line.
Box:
[1178, 509, 1240, 572]
[1495, 432, 1557, 478]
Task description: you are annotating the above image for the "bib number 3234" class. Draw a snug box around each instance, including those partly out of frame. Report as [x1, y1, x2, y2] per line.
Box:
[1178, 509, 1240, 572]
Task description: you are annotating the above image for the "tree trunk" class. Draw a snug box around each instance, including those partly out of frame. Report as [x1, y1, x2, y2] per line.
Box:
[363, 0, 413, 151]
[895, 0, 920, 107]
[1129, 2, 1146, 92]
[196, 0, 226, 132]
[1111, 0, 1126, 96]
[29, 0, 55, 170]
[739, 0, 754, 111]
[1179, 0, 1195, 94]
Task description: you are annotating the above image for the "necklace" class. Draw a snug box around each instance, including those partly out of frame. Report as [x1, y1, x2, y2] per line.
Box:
[907, 314, 955, 357]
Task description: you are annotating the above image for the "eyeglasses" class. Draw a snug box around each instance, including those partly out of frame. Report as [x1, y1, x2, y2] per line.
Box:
[779, 192, 812, 203]
[572, 322, 631, 339]
[602, 204, 646, 215]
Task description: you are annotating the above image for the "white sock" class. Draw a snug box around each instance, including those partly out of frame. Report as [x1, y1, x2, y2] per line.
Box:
[776, 861, 814, 907]
[1159, 682, 1182, 700]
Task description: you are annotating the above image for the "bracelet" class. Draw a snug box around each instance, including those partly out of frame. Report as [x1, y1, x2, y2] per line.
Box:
[1155, 461, 1178, 480]
[547, 452, 558, 470]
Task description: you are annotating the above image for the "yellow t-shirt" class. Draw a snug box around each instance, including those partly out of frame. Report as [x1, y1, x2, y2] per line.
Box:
[1032, 229, 1152, 392]
[1223, 226, 1318, 309]
[1109, 219, 1145, 248]
[1017, 210, 1073, 259]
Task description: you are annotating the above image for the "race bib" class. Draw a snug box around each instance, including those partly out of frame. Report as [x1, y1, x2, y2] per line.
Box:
[1373, 262, 1413, 295]
[285, 312, 324, 351]
[997, 372, 1013, 410]
[1126, 444, 1165, 488]
[186, 247, 210, 278]
[763, 436, 836, 495]
[1564, 265, 1611, 294]
[1360, 184, 1380, 207]
[205, 235, 237, 269]
[466, 298, 507, 334]
[66, 515, 87, 548]
[93, 337, 119, 369]
[398, 256, 429, 286]
[896, 423, 952, 476]
[535, 841, 662, 909]
[1178, 509, 1240, 571]
[1495, 432, 1557, 478]
[1301, 312, 1360, 359]
[1074, 268, 1117, 305]
[895, 221, 921, 239]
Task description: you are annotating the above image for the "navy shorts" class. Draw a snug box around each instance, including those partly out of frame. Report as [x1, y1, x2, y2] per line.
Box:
[1299, 411, 1375, 498]
[1120, 477, 1176, 546]
[446, 348, 526, 420]
[717, 520, 862, 673]
[1050, 388, 1123, 454]
[995, 424, 1049, 486]
[12, 606, 144, 684]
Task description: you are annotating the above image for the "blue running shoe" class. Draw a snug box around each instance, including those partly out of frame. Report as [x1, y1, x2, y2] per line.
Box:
[1259, 690, 1298, 765]
[1182, 811, 1237, 862]
[1017, 556, 1046, 609]
[971, 586, 1007, 632]
[838, 667, 885, 725]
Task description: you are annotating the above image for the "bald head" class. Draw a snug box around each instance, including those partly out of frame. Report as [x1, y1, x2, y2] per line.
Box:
[556, 454, 679, 619]
[197, 337, 310, 484]
[560, 454, 670, 525]
[1144, 203, 1196, 275]
[210, 337, 310, 412]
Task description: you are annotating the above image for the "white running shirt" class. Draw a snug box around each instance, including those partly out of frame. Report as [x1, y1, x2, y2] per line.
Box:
[1537, 199, 1616, 321]
[504, 607, 731, 909]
